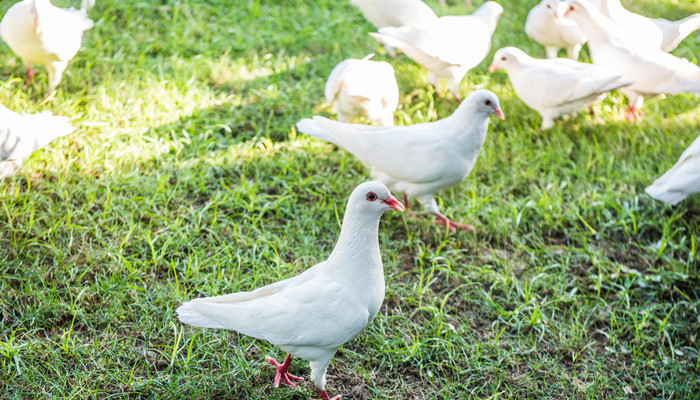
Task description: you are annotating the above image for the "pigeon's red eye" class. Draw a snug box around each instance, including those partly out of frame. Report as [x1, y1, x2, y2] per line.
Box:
[366, 192, 377, 202]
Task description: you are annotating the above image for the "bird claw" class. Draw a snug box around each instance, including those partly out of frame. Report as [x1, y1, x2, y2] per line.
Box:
[314, 388, 341, 400]
[624, 106, 643, 123]
[266, 355, 304, 389]
[432, 214, 474, 232]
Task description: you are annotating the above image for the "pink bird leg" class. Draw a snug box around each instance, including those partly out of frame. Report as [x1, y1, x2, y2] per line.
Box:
[401, 194, 410, 209]
[433, 212, 474, 232]
[314, 388, 341, 400]
[266, 354, 303, 388]
[24, 66, 37, 88]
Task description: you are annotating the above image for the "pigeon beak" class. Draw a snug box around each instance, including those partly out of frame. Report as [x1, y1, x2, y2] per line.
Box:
[488, 63, 498, 73]
[494, 108, 505, 120]
[554, 12, 560, 19]
[382, 195, 405, 212]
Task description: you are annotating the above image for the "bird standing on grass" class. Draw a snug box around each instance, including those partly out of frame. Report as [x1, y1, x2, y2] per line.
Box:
[297, 90, 503, 232]
[563, 0, 700, 123]
[324, 54, 399, 126]
[177, 181, 404, 400]
[0, 0, 94, 94]
[369, 1, 503, 100]
[488, 46, 631, 130]
[350, 0, 438, 58]
[525, 0, 587, 60]
[0, 103, 75, 179]
[646, 135, 700, 206]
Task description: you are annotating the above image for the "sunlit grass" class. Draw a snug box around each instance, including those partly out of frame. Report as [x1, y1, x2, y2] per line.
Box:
[1, 0, 699, 398]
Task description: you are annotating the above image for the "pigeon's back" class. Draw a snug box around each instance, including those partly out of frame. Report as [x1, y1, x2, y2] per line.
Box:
[351, 0, 438, 28]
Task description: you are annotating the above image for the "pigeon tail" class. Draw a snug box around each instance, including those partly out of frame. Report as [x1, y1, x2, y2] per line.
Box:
[655, 14, 700, 52]
[645, 184, 686, 206]
[175, 301, 230, 330]
[296, 118, 340, 146]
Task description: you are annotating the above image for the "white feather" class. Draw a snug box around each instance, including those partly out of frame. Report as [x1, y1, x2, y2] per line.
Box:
[0, 0, 94, 93]
[0, 103, 75, 179]
[646, 135, 700, 205]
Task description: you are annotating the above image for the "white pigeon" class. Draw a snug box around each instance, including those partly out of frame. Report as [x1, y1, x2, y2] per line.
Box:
[296, 90, 504, 231]
[0, 0, 94, 93]
[177, 181, 404, 400]
[350, 0, 438, 57]
[646, 135, 700, 206]
[564, 0, 700, 123]
[324, 54, 400, 126]
[369, 1, 503, 100]
[525, 0, 587, 60]
[592, 0, 700, 53]
[488, 47, 631, 130]
[0, 103, 75, 179]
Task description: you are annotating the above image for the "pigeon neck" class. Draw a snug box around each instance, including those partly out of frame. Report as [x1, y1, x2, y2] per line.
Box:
[571, 7, 617, 42]
[328, 211, 382, 266]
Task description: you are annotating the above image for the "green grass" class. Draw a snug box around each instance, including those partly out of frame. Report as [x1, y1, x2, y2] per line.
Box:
[1, 0, 699, 398]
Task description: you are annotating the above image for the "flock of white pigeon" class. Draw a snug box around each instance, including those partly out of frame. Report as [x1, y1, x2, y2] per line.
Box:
[0, 0, 699, 399]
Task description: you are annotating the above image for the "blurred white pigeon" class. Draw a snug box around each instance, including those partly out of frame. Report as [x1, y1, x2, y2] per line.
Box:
[646, 135, 700, 206]
[593, 0, 700, 52]
[564, 0, 700, 123]
[324, 54, 399, 126]
[0, 103, 75, 179]
[297, 90, 504, 231]
[0, 0, 94, 94]
[488, 47, 630, 130]
[350, 0, 438, 57]
[369, 1, 503, 100]
[525, 0, 587, 59]
[177, 181, 404, 400]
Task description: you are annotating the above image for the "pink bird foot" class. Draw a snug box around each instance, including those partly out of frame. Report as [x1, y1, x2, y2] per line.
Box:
[432, 213, 474, 232]
[624, 106, 643, 123]
[314, 388, 341, 400]
[266, 354, 303, 388]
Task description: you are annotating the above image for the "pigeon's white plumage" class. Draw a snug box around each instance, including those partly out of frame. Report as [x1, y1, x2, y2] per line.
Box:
[0, 103, 75, 179]
[488, 47, 630, 130]
[324, 54, 399, 126]
[177, 181, 404, 400]
[350, 0, 438, 30]
[564, 0, 700, 122]
[350, 0, 438, 57]
[646, 135, 700, 206]
[525, 0, 587, 60]
[297, 90, 504, 231]
[0, 0, 94, 93]
[369, 1, 503, 100]
[592, 0, 700, 53]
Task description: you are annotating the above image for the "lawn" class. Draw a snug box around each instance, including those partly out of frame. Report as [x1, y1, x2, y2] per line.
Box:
[1, 0, 699, 398]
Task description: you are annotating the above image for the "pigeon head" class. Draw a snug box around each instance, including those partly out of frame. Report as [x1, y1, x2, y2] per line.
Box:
[473, 2, 504, 32]
[541, 0, 568, 20]
[489, 47, 529, 73]
[562, 0, 591, 21]
[463, 90, 505, 120]
[347, 181, 405, 215]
